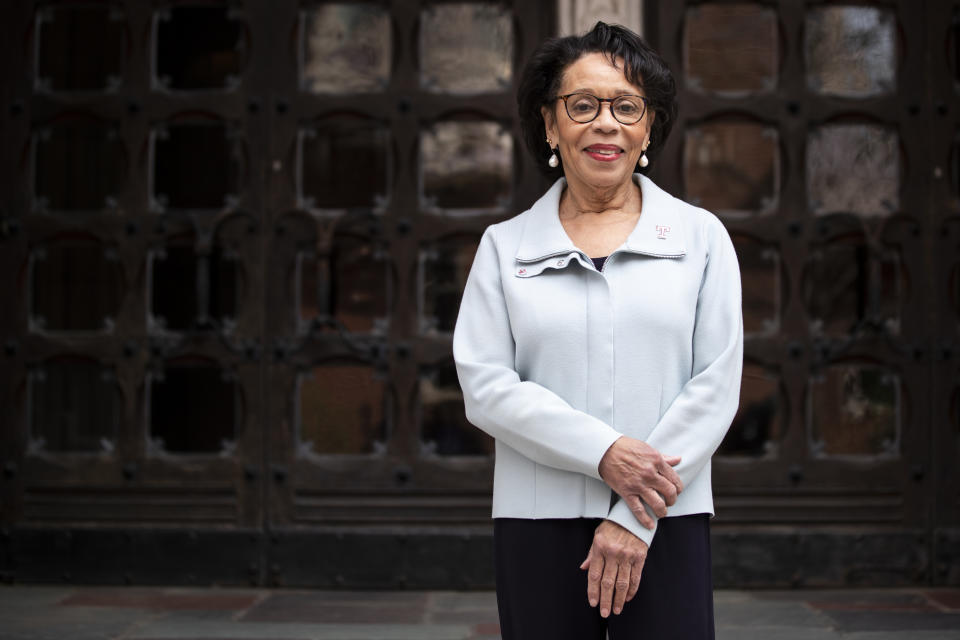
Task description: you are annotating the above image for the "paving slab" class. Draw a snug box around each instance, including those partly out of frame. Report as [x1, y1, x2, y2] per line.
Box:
[927, 591, 960, 612]
[0, 586, 75, 610]
[714, 599, 833, 629]
[426, 592, 500, 626]
[429, 592, 499, 610]
[0, 606, 150, 640]
[841, 633, 960, 640]
[240, 593, 428, 624]
[716, 627, 838, 640]
[820, 610, 960, 632]
[0, 585, 958, 639]
[62, 589, 261, 611]
[126, 620, 475, 640]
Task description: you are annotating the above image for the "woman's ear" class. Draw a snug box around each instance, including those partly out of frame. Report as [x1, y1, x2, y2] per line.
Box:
[541, 105, 558, 146]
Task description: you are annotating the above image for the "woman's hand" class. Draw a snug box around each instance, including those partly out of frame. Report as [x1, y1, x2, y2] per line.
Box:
[598, 436, 683, 529]
[580, 520, 648, 617]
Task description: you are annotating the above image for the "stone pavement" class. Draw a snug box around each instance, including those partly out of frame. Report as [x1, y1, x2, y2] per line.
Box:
[0, 586, 958, 639]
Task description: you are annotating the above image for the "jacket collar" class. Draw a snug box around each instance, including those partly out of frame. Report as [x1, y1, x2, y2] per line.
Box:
[515, 174, 686, 263]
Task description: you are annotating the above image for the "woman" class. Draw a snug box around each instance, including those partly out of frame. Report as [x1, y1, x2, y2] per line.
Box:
[453, 21, 742, 640]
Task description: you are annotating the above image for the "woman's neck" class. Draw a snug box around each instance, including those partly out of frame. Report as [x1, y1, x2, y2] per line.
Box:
[559, 176, 642, 221]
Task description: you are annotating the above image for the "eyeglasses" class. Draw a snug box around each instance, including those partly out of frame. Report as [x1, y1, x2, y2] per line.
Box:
[556, 92, 649, 125]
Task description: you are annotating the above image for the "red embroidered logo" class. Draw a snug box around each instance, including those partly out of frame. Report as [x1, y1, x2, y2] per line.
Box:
[518, 268, 527, 275]
[656, 224, 671, 239]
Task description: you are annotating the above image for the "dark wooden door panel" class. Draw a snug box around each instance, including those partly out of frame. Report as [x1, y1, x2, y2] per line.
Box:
[649, 0, 957, 585]
[0, 0, 552, 587]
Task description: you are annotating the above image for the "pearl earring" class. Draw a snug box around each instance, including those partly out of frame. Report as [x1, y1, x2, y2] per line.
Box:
[638, 141, 650, 168]
[546, 139, 559, 168]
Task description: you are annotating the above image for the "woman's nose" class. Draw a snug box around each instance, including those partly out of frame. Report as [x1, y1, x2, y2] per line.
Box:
[591, 105, 620, 131]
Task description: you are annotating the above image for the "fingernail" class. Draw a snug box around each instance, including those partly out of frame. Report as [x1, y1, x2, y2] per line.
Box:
[614, 607, 621, 614]
[601, 608, 609, 617]
[590, 599, 597, 607]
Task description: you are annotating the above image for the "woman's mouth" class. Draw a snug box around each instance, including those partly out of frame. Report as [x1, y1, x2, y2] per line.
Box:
[584, 145, 624, 162]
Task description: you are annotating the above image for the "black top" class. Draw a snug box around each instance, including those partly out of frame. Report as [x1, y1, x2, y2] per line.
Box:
[591, 256, 608, 271]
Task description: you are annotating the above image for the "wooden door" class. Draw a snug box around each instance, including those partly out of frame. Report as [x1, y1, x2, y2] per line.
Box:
[0, 0, 553, 587]
[646, 0, 958, 586]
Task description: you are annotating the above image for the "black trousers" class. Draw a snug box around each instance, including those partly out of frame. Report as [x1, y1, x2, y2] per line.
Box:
[494, 515, 715, 640]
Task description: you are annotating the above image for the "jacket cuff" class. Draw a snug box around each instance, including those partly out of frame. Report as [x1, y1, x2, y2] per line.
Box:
[606, 497, 657, 546]
[587, 430, 626, 481]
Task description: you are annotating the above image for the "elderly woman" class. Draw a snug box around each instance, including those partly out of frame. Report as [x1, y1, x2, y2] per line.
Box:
[453, 21, 742, 640]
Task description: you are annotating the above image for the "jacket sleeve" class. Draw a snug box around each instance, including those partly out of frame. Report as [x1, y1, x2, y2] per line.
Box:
[453, 226, 623, 480]
[606, 215, 744, 545]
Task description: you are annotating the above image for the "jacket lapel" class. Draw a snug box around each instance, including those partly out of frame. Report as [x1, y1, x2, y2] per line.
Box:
[514, 174, 687, 274]
[515, 178, 577, 263]
[624, 175, 686, 258]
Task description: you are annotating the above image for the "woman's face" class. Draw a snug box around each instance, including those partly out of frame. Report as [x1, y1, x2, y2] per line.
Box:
[542, 52, 654, 192]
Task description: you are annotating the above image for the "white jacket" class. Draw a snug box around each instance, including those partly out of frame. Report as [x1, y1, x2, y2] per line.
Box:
[452, 174, 743, 546]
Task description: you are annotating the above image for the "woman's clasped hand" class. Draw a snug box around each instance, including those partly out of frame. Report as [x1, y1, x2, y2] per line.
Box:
[598, 435, 684, 529]
[580, 520, 648, 618]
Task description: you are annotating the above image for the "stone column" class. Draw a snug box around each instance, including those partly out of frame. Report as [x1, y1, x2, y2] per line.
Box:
[556, 0, 643, 36]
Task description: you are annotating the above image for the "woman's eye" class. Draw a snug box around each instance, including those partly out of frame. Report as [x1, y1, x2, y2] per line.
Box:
[615, 101, 640, 115]
[572, 100, 595, 112]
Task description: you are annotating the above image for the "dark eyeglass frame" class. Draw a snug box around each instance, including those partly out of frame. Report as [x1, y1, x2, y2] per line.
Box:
[556, 92, 649, 125]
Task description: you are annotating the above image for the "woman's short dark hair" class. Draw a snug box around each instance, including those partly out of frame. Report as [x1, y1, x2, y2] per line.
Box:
[517, 21, 678, 179]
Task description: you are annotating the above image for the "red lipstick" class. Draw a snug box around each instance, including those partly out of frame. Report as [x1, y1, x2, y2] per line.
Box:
[584, 144, 623, 162]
